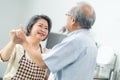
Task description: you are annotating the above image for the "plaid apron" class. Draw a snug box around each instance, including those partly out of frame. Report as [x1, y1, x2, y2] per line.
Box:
[11, 50, 47, 80]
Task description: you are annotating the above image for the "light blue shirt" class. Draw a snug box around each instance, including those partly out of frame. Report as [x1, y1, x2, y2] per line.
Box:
[43, 29, 98, 80]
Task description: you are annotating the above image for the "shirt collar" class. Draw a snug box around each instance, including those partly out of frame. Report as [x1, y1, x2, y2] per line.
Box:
[68, 29, 90, 36]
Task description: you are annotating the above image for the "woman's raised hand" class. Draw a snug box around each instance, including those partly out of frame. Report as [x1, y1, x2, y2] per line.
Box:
[10, 24, 26, 44]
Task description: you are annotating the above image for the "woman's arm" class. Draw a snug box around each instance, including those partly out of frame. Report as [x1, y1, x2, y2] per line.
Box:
[0, 41, 16, 61]
[0, 29, 17, 61]
[0, 26, 26, 61]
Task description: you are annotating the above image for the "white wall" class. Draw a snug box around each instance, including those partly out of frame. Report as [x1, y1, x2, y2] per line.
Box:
[0, 0, 120, 77]
[0, 0, 31, 49]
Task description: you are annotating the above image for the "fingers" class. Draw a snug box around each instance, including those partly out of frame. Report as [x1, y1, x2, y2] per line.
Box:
[19, 24, 24, 32]
[15, 24, 26, 38]
[8, 24, 27, 45]
[16, 30, 21, 39]
[0, 50, 2, 54]
[19, 24, 26, 34]
[9, 24, 26, 43]
[10, 29, 16, 34]
[10, 29, 16, 38]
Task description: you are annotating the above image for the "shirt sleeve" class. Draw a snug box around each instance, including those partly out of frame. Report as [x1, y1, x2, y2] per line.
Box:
[43, 38, 83, 73]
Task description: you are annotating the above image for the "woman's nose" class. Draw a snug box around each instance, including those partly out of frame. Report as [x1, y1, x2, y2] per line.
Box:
[40, 27, 46, 32]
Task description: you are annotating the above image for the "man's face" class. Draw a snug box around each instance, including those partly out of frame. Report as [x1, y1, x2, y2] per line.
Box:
[66, 12, 72, 32]
[66, 9, 76, 32]
[66, 8, 77, 32]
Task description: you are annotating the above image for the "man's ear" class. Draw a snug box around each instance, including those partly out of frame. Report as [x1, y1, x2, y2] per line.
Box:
[71, 18, 77, 26]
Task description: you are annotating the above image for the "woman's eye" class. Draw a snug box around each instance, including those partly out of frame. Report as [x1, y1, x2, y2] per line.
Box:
[45, 28, 48, 30]
[38, 25, 42, 27]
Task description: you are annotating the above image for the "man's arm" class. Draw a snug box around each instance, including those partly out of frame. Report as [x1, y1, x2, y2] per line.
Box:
[22, 41, 48, 69]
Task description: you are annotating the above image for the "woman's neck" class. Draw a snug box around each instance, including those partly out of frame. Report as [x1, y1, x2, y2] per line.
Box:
[27, 36, 41, 50]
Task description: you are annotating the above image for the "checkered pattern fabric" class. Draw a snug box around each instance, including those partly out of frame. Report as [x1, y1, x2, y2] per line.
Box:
[11, 55, 47, 80]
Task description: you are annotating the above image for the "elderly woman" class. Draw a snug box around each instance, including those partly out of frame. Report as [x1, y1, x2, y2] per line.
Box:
[0, 14, 52, 80]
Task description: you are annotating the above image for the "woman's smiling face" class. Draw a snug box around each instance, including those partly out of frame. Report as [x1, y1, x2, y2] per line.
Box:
[30, 19, 49, 41]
